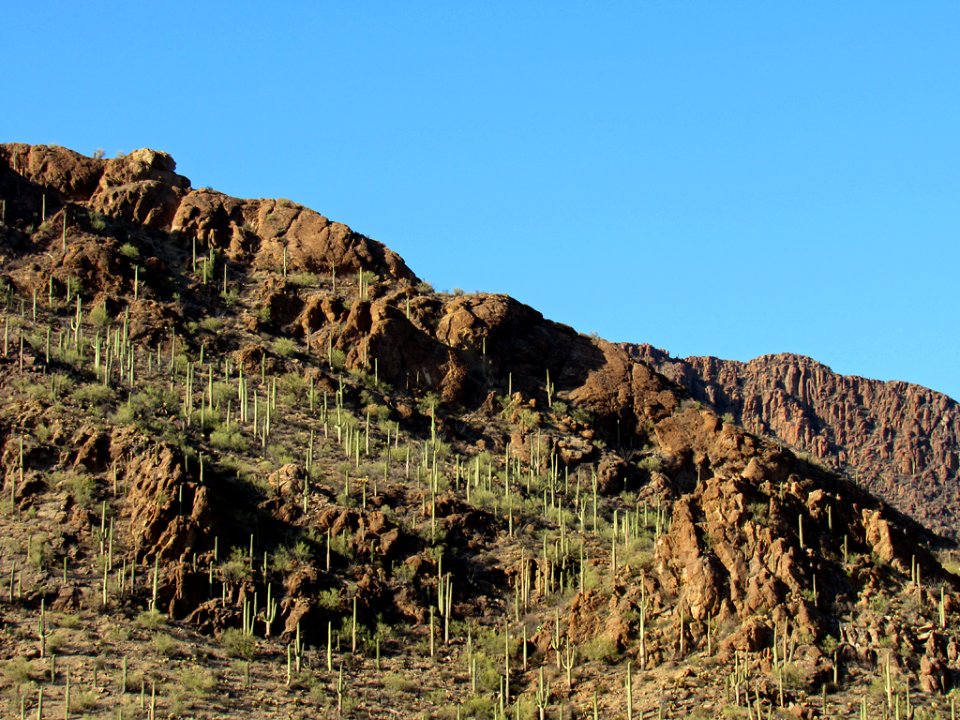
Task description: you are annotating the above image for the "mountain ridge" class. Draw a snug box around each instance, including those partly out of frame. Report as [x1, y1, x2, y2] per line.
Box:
[632, 344, 960, 541]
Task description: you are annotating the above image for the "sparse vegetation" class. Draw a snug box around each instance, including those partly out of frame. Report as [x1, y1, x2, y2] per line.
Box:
[0, 141, 954, 720]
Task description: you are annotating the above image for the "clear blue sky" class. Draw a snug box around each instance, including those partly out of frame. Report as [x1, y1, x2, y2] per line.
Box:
[5, 2, 959, 399]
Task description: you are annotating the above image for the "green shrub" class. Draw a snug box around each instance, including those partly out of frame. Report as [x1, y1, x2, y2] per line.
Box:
[181, 666, 217, 695]
[199, 316, 225, 332]
[220, 548, 252, 585]
[54, 471, 99, 508]
[328, 348, 346, 370]
[316, 588, 341, 611]
[112, 386, 178, 427]
[88, 302, 110, 328]
[582, 635, 620, 664]
[118, 243, 140, 260]
[272, 337, 298, 357]
[72, 383, 115, 408]
[45, 629, 71, 654]
[152, 632, 180, 657]
[637, 454, 662, 474]
[220, 628, 256, 659]
[460, 695, 497, 719]
[2, 657, 36, 685]
[210, 427, 250, 452]
[287, 271, 321, 287]
[382, 672, 417, 693]
[136, 609, 166, 630]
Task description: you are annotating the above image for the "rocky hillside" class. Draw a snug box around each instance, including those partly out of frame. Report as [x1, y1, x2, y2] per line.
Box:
[0, 143, 958, 719]
[633, 346, 960, 542]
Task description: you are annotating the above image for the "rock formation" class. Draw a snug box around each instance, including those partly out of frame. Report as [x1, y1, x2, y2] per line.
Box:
[633, 346, 960, 541]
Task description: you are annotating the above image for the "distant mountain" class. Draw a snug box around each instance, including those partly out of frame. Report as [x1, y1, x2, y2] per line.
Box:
[632, 345, 960, 540]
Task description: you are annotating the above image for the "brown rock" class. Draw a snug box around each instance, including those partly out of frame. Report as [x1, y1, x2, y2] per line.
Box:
[634, 345, 960, 541]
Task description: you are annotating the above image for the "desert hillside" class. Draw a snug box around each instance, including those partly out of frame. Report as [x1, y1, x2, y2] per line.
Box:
[0, 143, 958, 719]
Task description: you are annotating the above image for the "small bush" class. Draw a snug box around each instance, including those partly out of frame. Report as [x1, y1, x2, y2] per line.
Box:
[54, 471, 99, 508]
[287, 271, 321, 287]
[582, 635, 620, 664]
[152, 632, 180, 657]
[637, 454, 663, 474]
[316, 588, 341, 611]
[272, 337, 298, 357]
[2, 657, 36, 685]
[118, 243, 140, 260]
[70, 691, 98, 712]
[88, 302, 110, 328]
[220, 549, 252, 585]
[72, 383, 114, 408]
[136, 609, 166, 630]
[382, 672, 417, 693]
[181, 666, 217, 695]
[210, 427, 250, 452]
[328, 348, 346, 370]
[220, 628, 256, 659]
[220, 288, 241, 306]
[199, 316, 225, 332]
[46, 629, 71, 654]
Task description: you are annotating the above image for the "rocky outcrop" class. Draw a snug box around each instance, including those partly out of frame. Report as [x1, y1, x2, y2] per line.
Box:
[633, 346, 960, 542]
[0, 143, 416, 284]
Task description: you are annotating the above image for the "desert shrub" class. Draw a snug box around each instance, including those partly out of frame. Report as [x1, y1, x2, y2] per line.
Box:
[276, 371, 308, 400]
[152, 632, 179, 657]
[273, 541, 312, 572]
[112, 386, 178, 427]
[210, 427, 250, 452]
[54, 471, 99, 508]
[118, 243, 140, 260]
[181, 666, 217, 695]
[15, 378, 55, 404]
[779, 662, 808, 690]
[382, 672, 417, 693]
[55, 612, 81, 629]
[2, 657, 36, 685]
[316, 588, 341, 611]
[582, 635, 620, 664]
[273, 337, 299, 357]
[136, 609, 166, 630]
[637, 454, 662, 474]
[45, 629, 71, 654]
[220, 287, 240, 306]
[328, 347, 346, 370]
[287, 271, 321, 287]
[460, 695, 496, 719]
[72, 383, 114, 408]
[70, 690, 98, 712]
[199, 316, 224, 332]
[88, 302, 110, 328]
[209, 381, 234, 406]
[220, 628, 256, 659]
[221, 548, 252, 585]
[89, 213, 108, 231]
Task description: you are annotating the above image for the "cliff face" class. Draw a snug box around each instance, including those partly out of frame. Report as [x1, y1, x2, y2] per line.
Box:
[633, 346, 960, 540]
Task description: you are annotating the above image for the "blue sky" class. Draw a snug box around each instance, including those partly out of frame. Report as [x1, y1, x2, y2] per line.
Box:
[5, 2, 960, 399]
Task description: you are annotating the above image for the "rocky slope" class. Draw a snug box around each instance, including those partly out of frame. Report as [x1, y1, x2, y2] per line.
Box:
[633, 346, 960, 542]
[0, 143, 958, 719]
